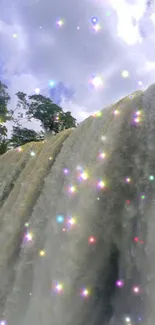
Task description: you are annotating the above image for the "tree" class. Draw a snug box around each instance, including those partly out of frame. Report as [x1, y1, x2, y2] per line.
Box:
[0, 81, 12, 155]
[15, 92, 77, 134]
[9, 126, 45, 149]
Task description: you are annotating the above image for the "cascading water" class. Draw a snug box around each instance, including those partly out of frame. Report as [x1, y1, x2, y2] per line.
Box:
[0, 85, 155, 325]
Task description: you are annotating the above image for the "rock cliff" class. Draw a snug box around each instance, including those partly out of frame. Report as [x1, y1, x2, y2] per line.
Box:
[0, 85, 155, 325]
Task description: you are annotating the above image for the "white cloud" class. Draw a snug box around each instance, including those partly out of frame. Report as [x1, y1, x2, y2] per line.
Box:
[60, 99, 91, 122]
[0, 20, 29, 77]
[104, 0, 146, 45]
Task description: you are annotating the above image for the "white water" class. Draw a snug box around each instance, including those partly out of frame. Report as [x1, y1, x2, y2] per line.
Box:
[1, 85, 155, 325]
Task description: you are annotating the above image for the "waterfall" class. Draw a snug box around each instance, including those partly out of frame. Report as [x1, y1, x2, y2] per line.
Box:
[0, 85, 155, 325]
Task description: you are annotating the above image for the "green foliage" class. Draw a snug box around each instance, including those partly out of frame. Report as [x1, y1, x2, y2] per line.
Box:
[0, 82, 12, 155]
[0, 81, 11, 122]
[15, 92, 77, 133]
[0, 138, 10, 155]
[9, 126, 45, 149]
[0, 81, 77, 155]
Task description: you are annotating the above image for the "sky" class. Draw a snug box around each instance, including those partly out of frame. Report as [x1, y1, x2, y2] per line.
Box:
[1, 0, 155, 136]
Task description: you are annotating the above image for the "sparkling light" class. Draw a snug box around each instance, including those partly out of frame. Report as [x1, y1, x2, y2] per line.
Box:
[25, 232, 33, 241]
[54, 283, 64, 294]
[132, 286, 140, 294]
[68, 185, 76, 193]
[81, 288, 90, 298]
[101, 135, 106, 141]
[113, 109, 120, 116]
[121, 70, 129, 78]
[68, 217, 76, 226]
[93, 24, 101, 32]
[30, 151, 35, 157]
[91, 16, 98, 25]
[134, 117, 140, 123]
[140, 194, 146, 200]
[116, 279, 124, 287]
[49, 80, 56, 87]
[125, 177, 131, 183]
[91, 76, 103, 89]
[17, 147, 22, 152]
[63, 168, 69, 175]
[98, 180, 105, 188]
[80, 171, 89, 180]
[0, 321, 6, 325]
[12, 33, 17, 38]
[125, 317, 131, 323]
[39, 250, 45, 256]
[56, 19, 64, 27]
[25, 222, 29, 227]
[149, 175, 154, 181]
[93, 111, 102, 117]
[35, 88, 40, 94]
[88, 236, 96, 244]
[98, 152, 106, 159]
[56, 215, 64, 223]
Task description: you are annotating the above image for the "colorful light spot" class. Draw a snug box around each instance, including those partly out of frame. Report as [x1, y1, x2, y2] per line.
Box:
[116, 279, 124, 287]
[98, 152, 106, 159]
[25, 222, 29, 227]
[93, 24, 101, 32]
[56, 215, 64, 223]
[25, 232, 33, 241]
[91, 16, 98, 25]
[88, 236, 96, 244]
[91, 76, 103, 89]
[35, 88, 40, 94]
[54, 282, 64, 294]
[49, 80, 56, 87]
[134, 117, 141, 123]
[125, 317, 131, 323]
[68, 185, 76, 193]
[0, 321, 6, 325]
[93, 111, 102, 117]
[30, 151, 35, 157]
[113, 109, 120, 116]
[132, 286, 140, 294]
[39, 250, 45, 256]
[101, 136, 106, 141]
[81, 288, 90, 298]
[63, 168, 69, 175]
[121, 70, 129, 78]
[98, 180, 105, 188]
[125, 177, 131, 183]
[56, 19, 64, 27]
[17, 147, 22, 152]
[149, 175, 154, 181]
[80, 171, 88, 180]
